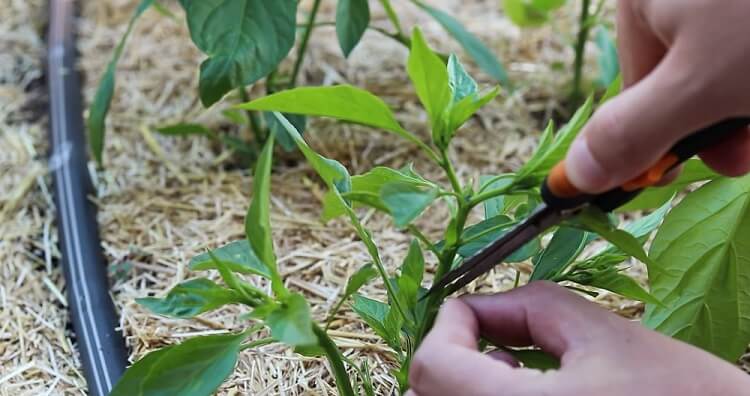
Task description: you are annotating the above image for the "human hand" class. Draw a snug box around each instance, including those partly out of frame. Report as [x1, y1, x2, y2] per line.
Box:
[407, 282, 750, 396]
[566, 0, 750, 193]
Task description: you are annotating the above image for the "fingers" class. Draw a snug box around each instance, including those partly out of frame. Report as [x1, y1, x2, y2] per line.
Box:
[565, 49, 715, 193]
[460, 282, 626, 358]
[699, 127, 750, 176]
[409, 300, 544, 396]
[617, 0, 667, 88]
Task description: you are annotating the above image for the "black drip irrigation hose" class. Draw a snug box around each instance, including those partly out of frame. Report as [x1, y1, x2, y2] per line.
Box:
[48, 0, 127, 394]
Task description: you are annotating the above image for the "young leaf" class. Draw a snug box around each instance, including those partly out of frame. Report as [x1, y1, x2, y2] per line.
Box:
[447, 86, 501, 134]
[502, 0, 565, 27]
[453, 215, 541, 262]
[322, 166, 435, 221]
[140, 332, 246, 396]
[380, 181, 440, 227]
[618, 159, 719, 211]
[352, 294, 392, 344]
[587, 269, 662, 306]
[155, 123, 215, 138]
[643, 176, 750, 362]
[110, 347, 173, 396]
[407, 27, 451, 139]
[237, 86, 423, 150]
[447, 54, 478, 102]
[516, 97, 593, 181]
[246, 135, 285, 296]
[575, 207, 653, 266]
[266, 293, 317, 347]
[397, 240, 425, 310]
[530, 227, 588, 281]
[417, 2, 511, 87]
[178, 0, 297, 106]
[87, 0, 155, 166]
[621, 200, 672, 241]
[345, 264, 379, 297]
[137, 278, 245, 318]
[599, 73, 622, 105]
[336, 0, 370, 57]
[190, 240, 270, 278]
[595, 26, 620, 89]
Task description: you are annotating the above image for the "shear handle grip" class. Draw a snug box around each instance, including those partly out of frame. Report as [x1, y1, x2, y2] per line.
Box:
[541, 117, 750, 211]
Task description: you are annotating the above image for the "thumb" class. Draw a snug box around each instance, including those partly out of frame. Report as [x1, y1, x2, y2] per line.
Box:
[566, 52, 714, 193]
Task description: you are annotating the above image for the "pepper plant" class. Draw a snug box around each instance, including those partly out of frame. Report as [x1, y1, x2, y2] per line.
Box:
[110, 27, 716, 395]
[88, 0, 512, 167]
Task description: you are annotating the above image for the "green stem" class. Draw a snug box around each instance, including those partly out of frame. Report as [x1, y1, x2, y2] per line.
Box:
[325, 298, 347, 331]
[313, 324, 356, 396]
[237, 87, 265, 147]
[440, 149, 463, 195]
[572, 0, 592, 102]
[291, 0, 322, 88]
[378, 0, 405, 38]
[476, 174, 514, 194]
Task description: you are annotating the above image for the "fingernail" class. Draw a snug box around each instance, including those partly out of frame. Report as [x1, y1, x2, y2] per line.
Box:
[566, 137, 611, 193]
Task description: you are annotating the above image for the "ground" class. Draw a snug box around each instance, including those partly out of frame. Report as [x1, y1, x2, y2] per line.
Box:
[5, 0, 731, 395]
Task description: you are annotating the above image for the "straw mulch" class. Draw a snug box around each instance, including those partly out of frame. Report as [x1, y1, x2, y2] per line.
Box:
[0, 0, 87, 394]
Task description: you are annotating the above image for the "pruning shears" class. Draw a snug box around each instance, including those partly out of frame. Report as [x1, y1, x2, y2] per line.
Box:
[424, 117, 750, 299]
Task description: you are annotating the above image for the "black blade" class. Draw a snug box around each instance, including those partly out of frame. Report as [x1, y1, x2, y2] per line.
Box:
[424, 205, 565, 299]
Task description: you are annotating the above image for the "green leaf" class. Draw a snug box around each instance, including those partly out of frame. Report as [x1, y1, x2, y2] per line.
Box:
[447, 86, 500, 134]
[110, 347, 173, 396]
[380, 181, 440, 227]
[516, 97, 593, 181]
[245, 135, 284, 296]
[643, 176, 750, 361]
[140, 332, 246, 396]
[397, 240, 425, 310]
[344, 264, 379, 297]
[454, 216, 541, 262]
[190, 240, 270, 278]
[352, 294, 392, 344]
[595, 26, 620, 89]
[447, 54, 478, 102]
[575, 207, 653, 266]
[266, 293, 317, 347]
[137, 278, 244, 318]
[417, 2, 510, 87]
[264, 112, 306, 152]
[178, 0, 297, 106]
[87, 0, 155, 166]
[587, 270, 662, 306]
[407, 27, 451, 138]
[622, 200, 672, 241]
[336, 0, 370, 57]
[502, 0, 564, 27]
[530, 227, 588, 281]
[238, 86, 420, 148]
[618, 159, 719, 211]
[599, 73, 622, 105]
[322, 166, 434, 221]
[479, 176, 510, 219]
[155, 123, 214, 138]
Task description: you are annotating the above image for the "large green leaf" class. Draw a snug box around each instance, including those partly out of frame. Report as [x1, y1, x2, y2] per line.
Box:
[238, 86, 421, 148]
[110, 348, 172, 396]
[619, 159, 719, 211]
[138, 332, 246, 396]
[643, 176, 750, 361]
[266, 293, 317, 347]
[137, 278, 244, 318]
[530, 227, 587, 281]
[407, 27, 451, 139]
[336, 0, 370, 57]
[178, 0, 297, 106]
[245, 135, 284, 296]
[352, 294, 400, 349]
[416, 2, 510, 87]
[190, 240, 270, 278]
[87, 0, 155, 166]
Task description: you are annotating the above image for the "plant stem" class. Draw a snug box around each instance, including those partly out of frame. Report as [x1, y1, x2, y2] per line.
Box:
[313, 324, 356, 396]
[291, 0, 322, 88]
[237, 87, 265, 148]
[378, 0, 405, 38]
[407, 225, 440, 257]
[572, 0, 592, 102]
[440, 149, 463, 195]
